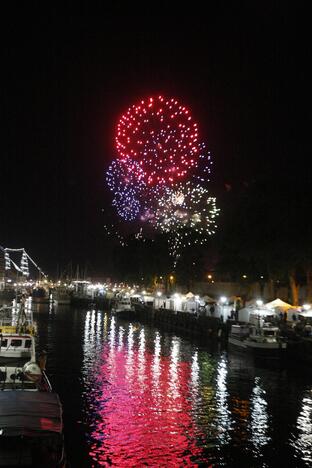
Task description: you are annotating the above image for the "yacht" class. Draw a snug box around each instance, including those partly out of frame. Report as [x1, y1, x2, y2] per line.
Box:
[228, 322, 287, 358]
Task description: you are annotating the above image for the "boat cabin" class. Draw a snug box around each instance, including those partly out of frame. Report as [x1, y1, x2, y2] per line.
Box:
[0, 333, 35, 360]
[230, 324, 250, 338]
[249, 323, 281, 343]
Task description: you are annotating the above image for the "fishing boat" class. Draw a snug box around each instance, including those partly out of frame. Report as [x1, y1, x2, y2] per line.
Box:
[0, 355, 66, 467]
[0, 391, 65, 467]
[228, 322, 287, 359]
[111, 296, 134, 315]
[0, 300, 66, 466]
[0, 300, 36, 362]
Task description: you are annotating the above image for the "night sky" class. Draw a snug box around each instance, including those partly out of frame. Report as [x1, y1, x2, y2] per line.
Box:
[1, 4, 306, 277]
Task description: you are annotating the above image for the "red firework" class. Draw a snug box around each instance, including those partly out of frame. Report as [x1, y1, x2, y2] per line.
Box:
[115, 96, 201, 186]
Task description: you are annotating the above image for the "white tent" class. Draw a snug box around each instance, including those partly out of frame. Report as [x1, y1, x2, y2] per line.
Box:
[251, 309, 276, 317]
[185, 292, 194, 299]
[238, 306, 276, 323]
[202, 295, 215, 303]
[264, 298, 293, 310]
[298, 310, 312, 318]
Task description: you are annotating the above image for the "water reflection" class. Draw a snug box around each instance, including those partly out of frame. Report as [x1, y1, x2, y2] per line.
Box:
[190, 350, 199, 399]
[152, 331, 161, 387]
[250, 377, 270, 455]
[78, 312, 312, 467]
[84, 318, 209, 466]
[215, 356, 232, 445]
[291, 389, 312, 466]
[168, 337, 180, 402]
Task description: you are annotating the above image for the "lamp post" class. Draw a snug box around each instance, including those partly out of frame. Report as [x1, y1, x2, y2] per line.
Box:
[168, 274, 175, 294]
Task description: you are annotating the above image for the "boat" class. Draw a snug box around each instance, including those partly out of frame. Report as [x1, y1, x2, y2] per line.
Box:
[111, 296, 134, 315]
[0, 391, 65, 467]
[0, 301, 36, 362]
[0, 332, 36, 360]
[228, 322, 287, 359]
[0, 300, 66, 466]
[0, 344, 66, 466]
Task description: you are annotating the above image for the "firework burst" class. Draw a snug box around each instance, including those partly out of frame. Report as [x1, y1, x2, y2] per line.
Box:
[105, 95, 219, 262]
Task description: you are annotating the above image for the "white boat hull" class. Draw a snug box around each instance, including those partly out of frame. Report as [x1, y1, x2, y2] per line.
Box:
[0, 350, 32, 358]
[228, 336, 286, 359]
[228, 336, 247, 349]
[246, 340, 287, 350]
[111, 307, 133, 314]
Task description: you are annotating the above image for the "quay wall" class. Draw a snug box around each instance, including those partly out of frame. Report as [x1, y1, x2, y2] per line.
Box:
[119, 304, 229, 341]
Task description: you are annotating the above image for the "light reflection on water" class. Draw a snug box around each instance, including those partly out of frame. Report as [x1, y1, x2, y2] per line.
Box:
[250, 377, 270, 460]
[45, 307, 312, 467]
[291, 390, 312, 465]
[215, 357, 232, 446]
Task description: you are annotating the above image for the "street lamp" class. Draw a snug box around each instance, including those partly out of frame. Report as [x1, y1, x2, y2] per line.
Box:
[168, 275, 175, 294]
[256, 299, 263, 307]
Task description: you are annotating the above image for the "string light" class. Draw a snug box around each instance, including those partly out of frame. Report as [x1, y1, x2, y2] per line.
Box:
[20, 249, 29, 276]
[2, 247, 46, 277]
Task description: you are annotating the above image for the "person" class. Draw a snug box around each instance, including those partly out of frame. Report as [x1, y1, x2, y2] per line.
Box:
[230, 309, 235, 319]
[38, 350, 47, 371]
[209, 304, 215, 316]
[292, 313, 297, 321]
[283, 311, 287, 322]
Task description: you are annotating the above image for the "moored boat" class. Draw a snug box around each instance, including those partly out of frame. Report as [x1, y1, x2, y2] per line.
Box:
[111, 296, 134, 315]
[228, 322, 287, 359]
[0, 391, 66, 467]
[0, 329, 66, 465]
[0, 299, 36, 362]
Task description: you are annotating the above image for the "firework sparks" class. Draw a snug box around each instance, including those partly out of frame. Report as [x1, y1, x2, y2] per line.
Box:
[105, 95, 219, 261]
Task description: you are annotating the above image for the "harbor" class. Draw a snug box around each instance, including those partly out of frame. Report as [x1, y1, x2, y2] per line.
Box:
[30, 302, 312, 467]
[1, 252, 312, 466]
[2, 7, 308, 465]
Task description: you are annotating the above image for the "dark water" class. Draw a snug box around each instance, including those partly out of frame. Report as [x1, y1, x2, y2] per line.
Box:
[33, 304, 312, 467]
